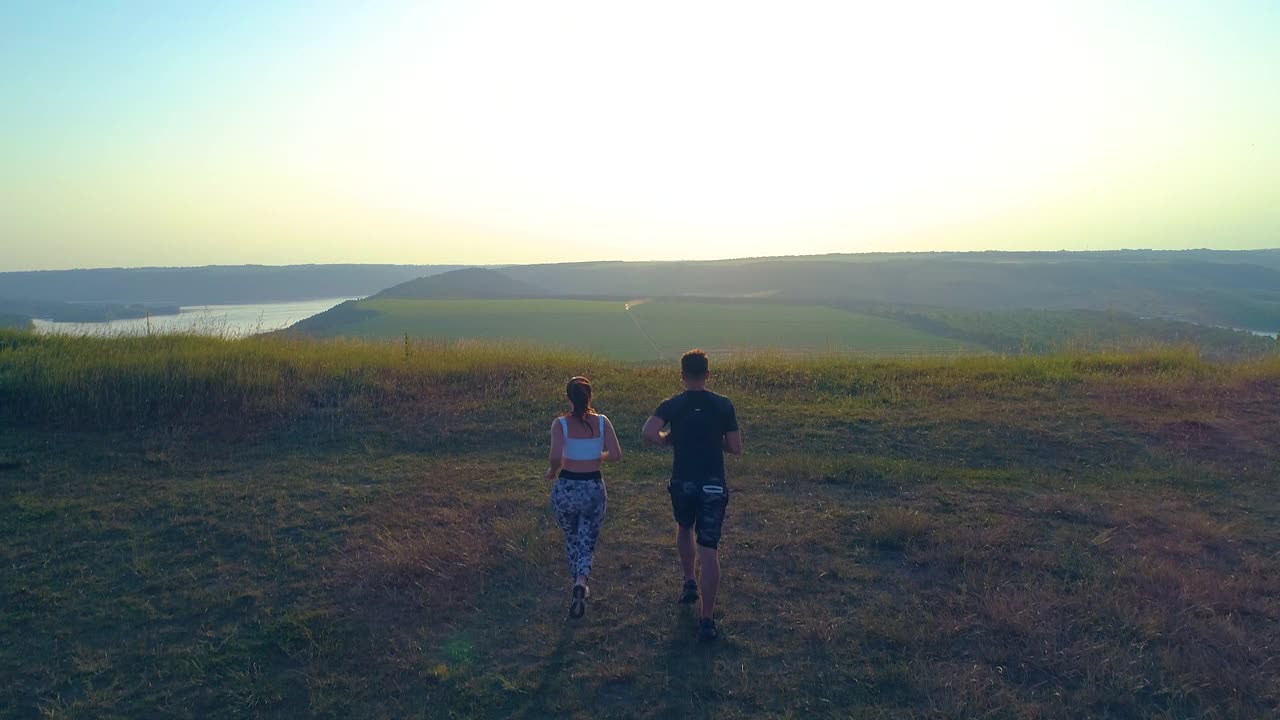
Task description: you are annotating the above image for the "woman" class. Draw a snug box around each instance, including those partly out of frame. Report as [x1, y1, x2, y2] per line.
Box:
[545, 376, 622, 618]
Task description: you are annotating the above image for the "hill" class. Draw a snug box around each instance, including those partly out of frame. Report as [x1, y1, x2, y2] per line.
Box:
[1, 329, 1278, 718]
[9, 250, 1279, 331]
[289, 295, 1276, 361]
[0, 296, 180, 325]
[280, 251, 1280, 360]
[288, 297, 987, 359]
[287, 282, 1278, 364]
[0, 264, 463, 306]
[374, 267, 546, 299]
[839, 304, 1278, 359]
[291, 270, 547, 336]
[499, 251, 1280, 331]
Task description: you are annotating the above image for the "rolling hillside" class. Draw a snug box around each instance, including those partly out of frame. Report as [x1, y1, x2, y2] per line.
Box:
[292, 296, 979, 360]
[375, 267, 546, 299]
[9, 250, 1278, 330]
[499, 252, 1280, 330]
[289, 262, 1279, 360]
[0, 297, 180, 325]
[0, 264, 462, 306]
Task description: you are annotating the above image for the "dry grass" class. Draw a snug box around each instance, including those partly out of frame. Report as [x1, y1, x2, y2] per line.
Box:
[1, 331, 1279, 718]
[864, 508, 934, 550]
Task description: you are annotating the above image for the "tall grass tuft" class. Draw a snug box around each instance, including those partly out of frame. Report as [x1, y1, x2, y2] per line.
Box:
[0, 329, 589, 429]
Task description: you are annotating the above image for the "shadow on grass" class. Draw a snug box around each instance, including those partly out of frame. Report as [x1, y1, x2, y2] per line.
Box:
[656, 606, 721, 720]
[512, 622, 578, 720]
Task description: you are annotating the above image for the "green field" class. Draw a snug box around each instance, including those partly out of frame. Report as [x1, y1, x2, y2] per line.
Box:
[2, 329, 1279, 718]
[301, 298, 978, 360]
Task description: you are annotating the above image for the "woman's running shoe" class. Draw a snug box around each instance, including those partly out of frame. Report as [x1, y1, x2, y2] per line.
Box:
[569, 584, 588, 619]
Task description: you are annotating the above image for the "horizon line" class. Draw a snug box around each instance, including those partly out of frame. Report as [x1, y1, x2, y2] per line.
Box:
[4, 247, 1280, 274]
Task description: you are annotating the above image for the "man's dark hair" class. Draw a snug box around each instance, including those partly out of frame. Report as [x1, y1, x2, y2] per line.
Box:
[681, 349, 709, 379]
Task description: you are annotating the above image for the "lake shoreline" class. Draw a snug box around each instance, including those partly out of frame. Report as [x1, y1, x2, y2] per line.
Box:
[33, 297, 361, 337]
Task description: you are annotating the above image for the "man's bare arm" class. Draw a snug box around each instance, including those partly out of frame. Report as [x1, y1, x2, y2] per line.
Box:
[722, 430, 743, 456]
[641, 415, 669, 448]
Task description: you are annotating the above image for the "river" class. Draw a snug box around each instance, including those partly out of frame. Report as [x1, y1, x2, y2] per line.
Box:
[32, 297, 358, 337]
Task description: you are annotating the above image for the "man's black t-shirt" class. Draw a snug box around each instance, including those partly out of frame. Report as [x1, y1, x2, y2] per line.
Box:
[654, 390, 738, 484]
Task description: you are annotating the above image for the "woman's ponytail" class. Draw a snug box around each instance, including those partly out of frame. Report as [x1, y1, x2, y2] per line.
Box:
[565, 376, 594, 430]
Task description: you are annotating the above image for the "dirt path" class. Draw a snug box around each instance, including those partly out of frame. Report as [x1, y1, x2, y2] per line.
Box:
[623, 299, 660, 359]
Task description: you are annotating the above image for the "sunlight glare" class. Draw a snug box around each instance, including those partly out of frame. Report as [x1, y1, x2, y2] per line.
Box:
[290, 0, 1110, 256]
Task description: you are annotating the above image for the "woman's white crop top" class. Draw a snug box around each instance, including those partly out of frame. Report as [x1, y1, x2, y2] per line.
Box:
[560, 415, 606, 461]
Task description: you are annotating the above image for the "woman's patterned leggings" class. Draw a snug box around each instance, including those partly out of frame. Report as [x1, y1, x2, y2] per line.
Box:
[551, 477, 607, 580]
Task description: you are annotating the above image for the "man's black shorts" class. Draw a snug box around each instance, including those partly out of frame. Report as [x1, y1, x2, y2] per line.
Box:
[669, 480, 728, 549]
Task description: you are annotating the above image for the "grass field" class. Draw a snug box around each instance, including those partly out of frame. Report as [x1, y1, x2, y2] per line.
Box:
[298, 298, 978, 360]
[626, 301, 976, 357]
[2, 330, 1279, 718]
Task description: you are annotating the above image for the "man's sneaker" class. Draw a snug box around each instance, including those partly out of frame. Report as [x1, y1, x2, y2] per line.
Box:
[697, 618, 718, 642]
[678, 579, 698, 604]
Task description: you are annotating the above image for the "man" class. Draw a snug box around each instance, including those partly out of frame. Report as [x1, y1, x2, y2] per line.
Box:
[642, 349, 743, 641]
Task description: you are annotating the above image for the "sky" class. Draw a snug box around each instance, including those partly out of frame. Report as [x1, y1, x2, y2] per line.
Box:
[1, 0, 1277, 271]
